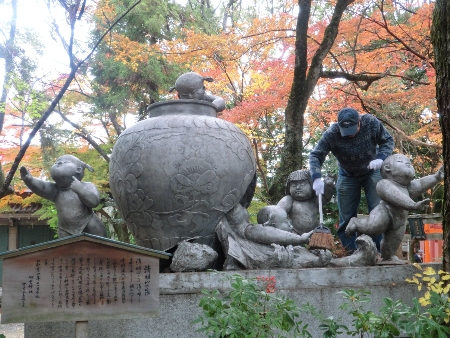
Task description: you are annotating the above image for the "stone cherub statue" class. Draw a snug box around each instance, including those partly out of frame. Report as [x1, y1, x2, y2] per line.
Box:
[256, 205, 298, 233]
[345, 154, 444, 263]
[276, 169, 334, 234]
[169, 71, 226, 112]
[20, 155, 107, 238]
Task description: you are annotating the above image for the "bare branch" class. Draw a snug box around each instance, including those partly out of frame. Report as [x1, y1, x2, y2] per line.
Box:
[353, 90, 442, 150]
[378, 117, 442, 150]
[371, 0, 431, 66]
[0, 0, 142, 198]
[320, 70, 387, 90]
[56, 110, 110, 162]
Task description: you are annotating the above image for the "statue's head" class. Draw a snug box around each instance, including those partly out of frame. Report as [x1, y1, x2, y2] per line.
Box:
[169, 72, 214, 100]
[285, 169, 313, 201]
[50, 155, 94, 188]
[257, 205, 293, 232]
[381, 154, 415, 186]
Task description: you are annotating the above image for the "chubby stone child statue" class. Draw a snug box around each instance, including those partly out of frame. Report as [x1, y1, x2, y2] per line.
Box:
[346, 154, 444, 263]
[276, 169, 334, 235]
[20, 155, 107, 238]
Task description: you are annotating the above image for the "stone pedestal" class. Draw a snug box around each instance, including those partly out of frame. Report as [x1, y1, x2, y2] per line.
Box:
[24, 264, 435, 338]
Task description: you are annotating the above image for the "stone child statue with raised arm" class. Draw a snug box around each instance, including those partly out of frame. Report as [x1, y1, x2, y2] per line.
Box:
[345, 154, 444, 263]
[20, 155, 107, 238]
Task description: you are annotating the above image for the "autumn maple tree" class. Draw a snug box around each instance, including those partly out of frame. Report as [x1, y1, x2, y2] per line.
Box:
[1, 0, 446, 246]
[146, 0, 441, 202]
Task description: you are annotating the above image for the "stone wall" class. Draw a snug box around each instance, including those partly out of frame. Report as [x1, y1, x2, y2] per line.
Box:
[24, 263, 437, 338]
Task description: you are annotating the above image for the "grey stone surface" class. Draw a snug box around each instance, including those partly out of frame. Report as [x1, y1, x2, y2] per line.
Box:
[217, 204, 331, 269]
[24, 263, 436, 338]
[329, 234, 377, 267]
[170, 240, 218, 272]
[168, 71, 226, 112]
[275, 169, 334, 234]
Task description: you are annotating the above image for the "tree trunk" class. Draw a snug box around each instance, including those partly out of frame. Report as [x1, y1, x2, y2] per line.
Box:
[431, 0, 450, 272]
[0, 0, 18, 192]
[116, 221, 131, 243]
[0, 0, 17, 133]
[268, 0, 354, 203]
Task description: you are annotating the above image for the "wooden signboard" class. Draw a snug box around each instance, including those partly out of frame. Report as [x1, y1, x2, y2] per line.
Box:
[0, 234, 170, 324]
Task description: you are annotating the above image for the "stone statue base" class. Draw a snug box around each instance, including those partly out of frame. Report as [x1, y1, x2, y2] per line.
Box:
[376, 255, 409, 265]
[328, 235, 377, 267]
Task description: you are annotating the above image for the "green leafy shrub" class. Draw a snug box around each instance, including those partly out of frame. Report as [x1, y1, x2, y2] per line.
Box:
[195, 267, 450, 338]
[304, 289, 406, 338]
[403, 264, 450, 337]
[306, 265, 450, 337]
[193, 273, 312, 338]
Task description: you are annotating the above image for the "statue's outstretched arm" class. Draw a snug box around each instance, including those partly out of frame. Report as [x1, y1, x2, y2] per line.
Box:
[20, 166, 57, 202]
[245, 224, 310, 246]
[205, 94, 225, 112]
[408, 166, 444, 199]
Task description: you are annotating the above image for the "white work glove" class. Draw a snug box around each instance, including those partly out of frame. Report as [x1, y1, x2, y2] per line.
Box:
[368, 159, 383, 170]
[312, 178, 324, 196]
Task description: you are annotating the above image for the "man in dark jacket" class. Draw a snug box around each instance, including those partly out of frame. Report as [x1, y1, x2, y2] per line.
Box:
[309, 108, 394, 254]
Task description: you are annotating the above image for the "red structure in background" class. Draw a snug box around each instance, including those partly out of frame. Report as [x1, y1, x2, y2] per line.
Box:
[420, 223, 443, 263]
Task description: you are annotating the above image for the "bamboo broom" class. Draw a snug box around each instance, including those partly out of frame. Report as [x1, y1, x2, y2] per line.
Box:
[309, 193, 335, 250]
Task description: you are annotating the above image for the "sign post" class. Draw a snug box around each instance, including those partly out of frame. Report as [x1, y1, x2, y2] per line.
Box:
[0, 234, 170, 336]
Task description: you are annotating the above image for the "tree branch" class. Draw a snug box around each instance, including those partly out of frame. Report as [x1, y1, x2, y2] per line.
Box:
[56, 110, 110, 162]
[252, 138, 269, 196]
[320, 70, 387, 90]
[0, 0, 141, 199]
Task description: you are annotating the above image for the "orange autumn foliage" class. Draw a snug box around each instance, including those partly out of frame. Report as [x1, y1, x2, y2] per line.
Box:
[0, 145, 46, 210]
[155, 0, 438, 149]
[91, 0, 440, 184]
[309, 2, 437, 141]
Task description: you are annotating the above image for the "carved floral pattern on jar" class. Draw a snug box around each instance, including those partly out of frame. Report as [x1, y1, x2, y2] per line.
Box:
[109, 101, 256, 251]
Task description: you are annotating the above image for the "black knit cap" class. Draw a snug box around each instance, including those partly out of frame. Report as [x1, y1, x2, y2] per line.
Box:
[338, 108, 359, 137]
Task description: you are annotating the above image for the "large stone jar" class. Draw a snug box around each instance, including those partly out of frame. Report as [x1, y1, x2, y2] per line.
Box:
[109, 100, 256, 251]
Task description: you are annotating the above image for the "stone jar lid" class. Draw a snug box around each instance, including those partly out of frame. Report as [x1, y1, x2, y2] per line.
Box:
[147, 100, 217, 118]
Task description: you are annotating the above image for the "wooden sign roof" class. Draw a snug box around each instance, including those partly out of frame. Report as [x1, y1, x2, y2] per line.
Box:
[0, 233, 171, 260]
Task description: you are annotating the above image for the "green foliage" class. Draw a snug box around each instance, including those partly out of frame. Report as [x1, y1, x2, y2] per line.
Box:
[317, 289, 403, 338]
[196, 268, 450, 338]
[193, 273, 312, 338]
[405, 265, 450, 336]
[306, 284, 450, 338]
[32, 198, 59, 237]
[90, 0, 222, 122]
[247, 195, 268, 224]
